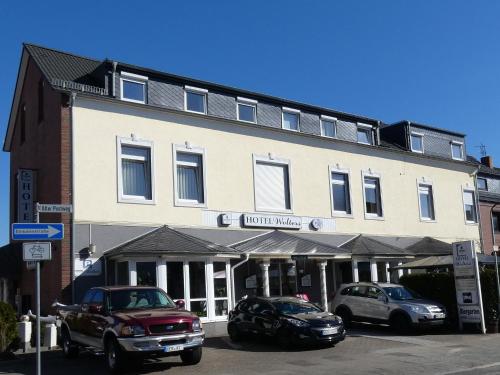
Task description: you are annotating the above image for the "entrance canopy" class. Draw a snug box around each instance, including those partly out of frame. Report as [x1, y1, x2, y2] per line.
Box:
[103, 225, 239, 258]
[394, 254, 499, 269]
[231, 230, 350, 258]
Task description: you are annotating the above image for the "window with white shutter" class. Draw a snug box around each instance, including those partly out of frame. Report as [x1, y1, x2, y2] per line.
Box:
[463, 190, 477, 223]
[254, 159, 291, 212]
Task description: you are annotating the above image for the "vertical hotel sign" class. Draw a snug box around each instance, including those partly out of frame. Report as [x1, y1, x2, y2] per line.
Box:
[17, 169, 35, 223]
[452, 241, 485, 331]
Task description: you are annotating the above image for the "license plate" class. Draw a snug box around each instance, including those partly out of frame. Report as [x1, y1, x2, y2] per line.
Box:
[163, 344, 184, 352]
[322, 327, 339, 336]
[434, 313, 445, 319]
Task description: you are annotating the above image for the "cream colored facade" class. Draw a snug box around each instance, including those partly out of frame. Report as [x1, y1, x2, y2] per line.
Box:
[72, 97, 479, 244]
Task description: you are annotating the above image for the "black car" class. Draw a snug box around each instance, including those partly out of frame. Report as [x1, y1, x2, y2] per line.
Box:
[227, 296, 346, 348]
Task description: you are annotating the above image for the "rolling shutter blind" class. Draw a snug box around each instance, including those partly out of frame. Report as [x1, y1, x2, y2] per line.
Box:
[463, 191, 474, 206]
[255, 161, 290, 210]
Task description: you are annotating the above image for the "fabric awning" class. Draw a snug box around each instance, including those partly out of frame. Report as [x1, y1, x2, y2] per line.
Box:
[393, 254, 498, 269]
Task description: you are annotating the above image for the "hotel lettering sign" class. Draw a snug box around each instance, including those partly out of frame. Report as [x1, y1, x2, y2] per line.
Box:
[17, 169, 35, 223]
[243, 214, 302, 229]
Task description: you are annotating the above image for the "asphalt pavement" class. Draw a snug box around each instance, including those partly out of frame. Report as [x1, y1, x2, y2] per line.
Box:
[1, 323, 500, 375]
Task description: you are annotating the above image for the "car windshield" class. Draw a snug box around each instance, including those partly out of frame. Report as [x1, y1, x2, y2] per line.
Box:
[272, 300, 322, 314]
[109, 289, 176, 311]
[382, 286, 420, 301]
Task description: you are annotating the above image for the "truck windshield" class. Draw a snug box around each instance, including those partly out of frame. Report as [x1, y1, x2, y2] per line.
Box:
[109, 289, 176, 311]
[382, 287, 420, 301]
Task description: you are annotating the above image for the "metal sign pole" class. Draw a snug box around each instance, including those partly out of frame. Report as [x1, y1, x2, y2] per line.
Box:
[35, 204, 41, 375]
[36, 260, 41, 375]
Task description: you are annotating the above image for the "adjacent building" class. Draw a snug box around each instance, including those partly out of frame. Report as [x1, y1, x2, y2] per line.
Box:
[2, 44, 482, 333]
[477, 156, 500, 255]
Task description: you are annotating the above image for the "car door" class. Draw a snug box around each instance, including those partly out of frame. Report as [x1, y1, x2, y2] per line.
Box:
[347, 286, 368, 317]
[71, 289, 95, 346]
[251, 301, 276, 336]
[86, 289, 107, 349]
[364, 286, 391, 321]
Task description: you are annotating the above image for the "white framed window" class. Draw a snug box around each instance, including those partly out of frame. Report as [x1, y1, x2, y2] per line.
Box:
[357, 123, 373, 145]
[410, 132, 424, 153]
[417, 182, 435, 221]
[282, 107, 300, 131]
[362, 172, 383, 218]
[477, 177, 488, 191]
[321, 116, 337, 138]
[329, 167, 352, 216]
[120, 72, 147, 104]
[173, 144, 207, 207]
[237, 97, 257, 123]
[185, 86, 208, 114]
[462, 188, 478, 224]
[253, 154, 292, 213]
[451, 141, 464, 160]
[117, 137, 154, 204]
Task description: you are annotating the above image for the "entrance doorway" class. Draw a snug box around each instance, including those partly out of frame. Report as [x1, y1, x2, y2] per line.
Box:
[269, 260, 297, 296]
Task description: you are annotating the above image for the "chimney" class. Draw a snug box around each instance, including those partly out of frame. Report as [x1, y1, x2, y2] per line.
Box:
[481, 155, 494, 168]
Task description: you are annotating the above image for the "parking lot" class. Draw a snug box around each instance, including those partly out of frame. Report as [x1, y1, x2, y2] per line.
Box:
[1, 324, 500, 375]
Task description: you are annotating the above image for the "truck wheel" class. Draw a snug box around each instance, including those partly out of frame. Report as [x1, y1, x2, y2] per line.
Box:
[180, 347, 202, 365]
[61, 329, 79, 359]
[390, 313, 412, 334]
[105, 337, 127, 373]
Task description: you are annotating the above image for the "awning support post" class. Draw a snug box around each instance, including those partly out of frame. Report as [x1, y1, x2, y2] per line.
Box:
[318, 261, 328, 311]
[260, 260, 271, 297]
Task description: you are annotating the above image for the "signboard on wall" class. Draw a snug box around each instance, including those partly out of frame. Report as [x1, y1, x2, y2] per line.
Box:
[452, 241, 485, 327]
[242, 214, 302, 229]
[17, 169, 35, 223]
[74, 258, 102, 277]
[245, 274, 257, 289]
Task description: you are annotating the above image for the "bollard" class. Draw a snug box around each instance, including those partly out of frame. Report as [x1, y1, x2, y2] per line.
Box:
[18, 318, 32, 353]
[43, 323, 57, 350]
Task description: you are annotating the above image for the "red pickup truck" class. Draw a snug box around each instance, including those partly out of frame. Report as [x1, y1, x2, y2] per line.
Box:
[57, 286, 204, 373]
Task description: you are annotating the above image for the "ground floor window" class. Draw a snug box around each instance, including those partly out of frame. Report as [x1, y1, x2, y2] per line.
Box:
[116, 261, 129, 285]
[167, 262, 184, 300]
[358, 262, 371, 282]
[213, 262, 228, 316]
[376, 262, 388, 283]
[189, 261, 207, 317]
[136, 261, 157, 286]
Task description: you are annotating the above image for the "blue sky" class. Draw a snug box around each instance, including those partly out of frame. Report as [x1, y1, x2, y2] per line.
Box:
[1, 1, 500, 245]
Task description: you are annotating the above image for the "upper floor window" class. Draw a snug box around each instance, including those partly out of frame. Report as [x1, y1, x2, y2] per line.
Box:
[493, 212, 500, 233]
[282, 108, 300, 131]
[174, 145, 206, 206]
[477, 178, 488, 191]
[363, 175, 383, 218]
[330, 170, 351, 215]
[357, 124, 373, 145]
[185, 86, 207, 114]
[120, 72, 148, 104]
[418, 183, 435, 221]
[117, 137, 154, 203]
[463, 189, 478, 223]
[451, 141, 464, 160]
[410, 132, 424, 153]
[321, 116, 337, 138]
[237, 97, 257, 123]
[254, 155, 291, 212]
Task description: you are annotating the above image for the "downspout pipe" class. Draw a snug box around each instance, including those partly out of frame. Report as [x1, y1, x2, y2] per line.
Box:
[69, 92, 77, 304]
[111, 61, 117, 97]
[230, 254, 250, 308]
[472, 167, 484, 253]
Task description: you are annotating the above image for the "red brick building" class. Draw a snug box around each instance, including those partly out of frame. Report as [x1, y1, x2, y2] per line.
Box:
[477, 156, 500, 255]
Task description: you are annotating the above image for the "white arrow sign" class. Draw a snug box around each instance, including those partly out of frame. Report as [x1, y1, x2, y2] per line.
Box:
[14, 225, 62, 238]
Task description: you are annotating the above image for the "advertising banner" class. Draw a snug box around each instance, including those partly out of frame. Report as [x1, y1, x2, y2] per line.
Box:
[452, 241, 485, 329]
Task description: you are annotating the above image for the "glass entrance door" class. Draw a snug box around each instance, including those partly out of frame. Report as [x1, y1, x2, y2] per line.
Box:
[269, 260, 298, 296]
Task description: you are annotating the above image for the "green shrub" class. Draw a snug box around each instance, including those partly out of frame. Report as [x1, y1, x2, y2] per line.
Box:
[480, 269, 499, 321]
[0, 302, 18, 352]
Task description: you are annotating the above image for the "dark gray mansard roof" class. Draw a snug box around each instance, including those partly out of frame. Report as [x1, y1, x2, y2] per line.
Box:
[5, 43, 475, 167]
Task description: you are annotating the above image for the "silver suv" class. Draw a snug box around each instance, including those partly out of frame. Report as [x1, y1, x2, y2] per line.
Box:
[331, 282, 446, 331]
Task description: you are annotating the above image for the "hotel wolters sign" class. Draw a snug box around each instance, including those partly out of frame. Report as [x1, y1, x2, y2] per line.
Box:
[452, 241, 484, 324]
[243, 214, 302, 229]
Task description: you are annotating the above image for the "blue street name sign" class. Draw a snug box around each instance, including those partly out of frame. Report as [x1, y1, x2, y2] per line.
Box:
[12, 223, 64, 240]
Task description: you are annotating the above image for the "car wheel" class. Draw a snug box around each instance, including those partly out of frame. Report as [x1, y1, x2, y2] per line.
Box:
[276, 328, 292, 349]
[336, 307, 352, 328]
[105, 337, 127, 374]
[390, 313, 412, 334]
[227, 323, 242, 342]
[61, 328, 79, 359]
[180, 347, 202, 365]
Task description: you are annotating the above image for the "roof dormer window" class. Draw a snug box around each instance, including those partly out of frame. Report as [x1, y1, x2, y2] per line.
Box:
[120, 72, 148, 104]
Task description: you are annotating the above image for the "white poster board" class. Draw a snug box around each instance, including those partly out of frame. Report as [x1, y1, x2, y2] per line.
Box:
[452, 241, 485, 332]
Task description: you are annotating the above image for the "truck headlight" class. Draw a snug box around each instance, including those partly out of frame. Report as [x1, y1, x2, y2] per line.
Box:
[192, 319, 202, 332]
[120, 324, 145, 337]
